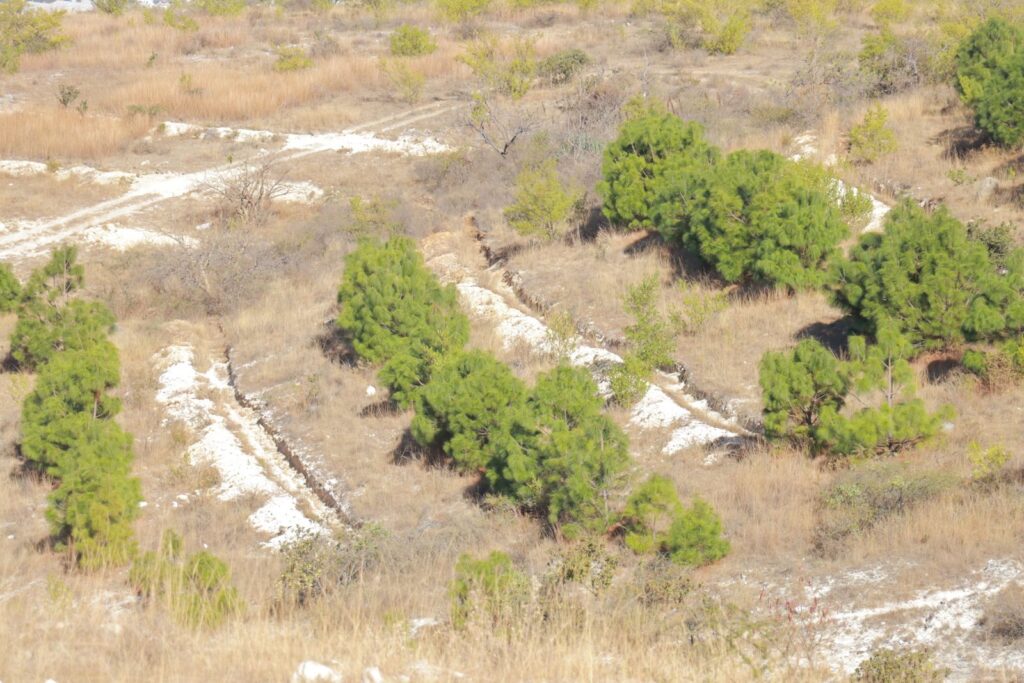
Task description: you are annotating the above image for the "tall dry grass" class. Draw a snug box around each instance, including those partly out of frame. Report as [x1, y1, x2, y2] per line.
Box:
[0, 110, 152, 160]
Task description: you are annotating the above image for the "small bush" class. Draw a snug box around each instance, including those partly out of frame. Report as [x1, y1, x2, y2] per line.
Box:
[346, 195, 402, 240]
[274, 46, 312, 72]
[537, 48, 590, 85]
[859, 29, 926, 95]
[380, 58, 426, 104]
[93, 0, 129, 15]
[131, 531, 243, 628]
[967, 220, 1016, 271]
[814, 463, 953, 557]
[610, 277, 679, 406]
[503, 158, 581, 240]
[869, 0, 909, 28]
[608, 354, 650, 406]
[848, 103, 898, 164]
[0, 0, 68, 73]
[967, 442, 1011, 484]
[853, 648, 946, 682]
[196, 0, 246, 16]
[163, 1, 199, 32]
[459, 36, 536, 100]
[620, 476, 730, 567]
[389, 25, 436, 57]
[759, 338, 849, 445]
[449, 551, 530, 629]
[436, 0, 490, 23]
[0, 262, 19, 313]
[676, 284, 728, 335]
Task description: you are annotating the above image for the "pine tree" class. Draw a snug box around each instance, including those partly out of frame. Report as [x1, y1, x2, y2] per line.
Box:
[45, 418, 141, 569]
[955, 17, 1024, 147]
[598, 101, 720, 232]
[759, 338, 848, 444]
[410, 350, 535, 476]
[833, 201, 1024, 349]
[684, 150, 848, 290]
[526, 366, 629, 537]
[337, 237, 469, 405]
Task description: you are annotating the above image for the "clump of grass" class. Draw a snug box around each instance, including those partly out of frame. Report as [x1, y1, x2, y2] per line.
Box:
[274, 46, 313, 72]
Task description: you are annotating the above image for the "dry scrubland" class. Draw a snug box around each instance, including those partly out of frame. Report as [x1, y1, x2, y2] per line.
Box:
[3, 0, 1024, 681]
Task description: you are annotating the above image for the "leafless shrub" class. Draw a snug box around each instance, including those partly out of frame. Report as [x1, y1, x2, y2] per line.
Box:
[554, 72, 629, 163]
[467, 93, 540, 157]
[148, 230, 289, 316]
[204, 159, 289, 229]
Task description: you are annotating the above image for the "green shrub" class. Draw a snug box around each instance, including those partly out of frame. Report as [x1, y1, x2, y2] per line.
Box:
[537, 48, 589, 85]
[762, 325, 949, 457]
[869, 0, 909, 28]
[853, 647, 946, 682]
[609, 277, 679, 406]
[676, 283, 728, 334]
[955, 17, 1024, 147]
[459, 36, 536, 99]
[436, 0, 490, 23]
[411, 349, 534, 474]
[598, 102, 719, 231]
[0, 0, 68, 74]
[503, 158, 581, 240]
[389, 25, 436, 57]
[131, 531, 243, 628]
[681, 151, 847, 290]
[163, 1, 199, 32]
[336, 237, 469, 406]
[273, 46, 312, 72]
[93, 0, 130, 15]
[449, 551, 530, 629]
[968, 442, 1011, 484]
[620, 475, 730, 567]
[848, 103, 898, 164]
[21, 343, 122, 475]
[0, 262, 19, 313]
[967, 220, 1016, 271]
[197, 0, 246, 16]
[833, 201, 1024, 350]
[859, 28, 924, 95]
[346, 195, 402, 240]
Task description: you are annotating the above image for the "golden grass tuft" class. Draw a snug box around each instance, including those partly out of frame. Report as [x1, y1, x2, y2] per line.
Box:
[0, 109, 152, 160]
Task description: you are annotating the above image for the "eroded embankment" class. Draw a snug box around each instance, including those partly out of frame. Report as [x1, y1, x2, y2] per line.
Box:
[154, 343, 348, 547]
[423, 233, 751, 458]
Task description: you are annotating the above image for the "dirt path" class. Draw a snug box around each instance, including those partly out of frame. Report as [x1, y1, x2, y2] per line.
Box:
[0, 100, 458, 263]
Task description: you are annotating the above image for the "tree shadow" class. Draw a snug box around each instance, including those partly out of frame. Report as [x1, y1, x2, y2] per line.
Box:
[926, 357, 962, 385]
[358, 399, 401, 418]
[576, 206, 612, 242]
[390, 428, 447, 468]
[932, 125, 989, 161]
[796, 317, 859, 355]
[312, 319, 357, 367]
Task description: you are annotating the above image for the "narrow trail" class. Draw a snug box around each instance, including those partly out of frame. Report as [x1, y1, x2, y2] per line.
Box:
[0, 100, 458, 262]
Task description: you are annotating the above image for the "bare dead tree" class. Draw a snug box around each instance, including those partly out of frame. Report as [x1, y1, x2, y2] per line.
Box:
[202, 157, 289, 229]
[466, 93, 540, 157]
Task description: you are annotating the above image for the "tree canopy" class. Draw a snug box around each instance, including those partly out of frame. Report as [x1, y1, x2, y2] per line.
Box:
[337, 237, 469, 405]
[955, 17, 1024, 147]
[833, 200, 1024, 349]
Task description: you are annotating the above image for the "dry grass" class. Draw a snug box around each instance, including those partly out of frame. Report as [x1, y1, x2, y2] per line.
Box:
[0, 110, 152, 160]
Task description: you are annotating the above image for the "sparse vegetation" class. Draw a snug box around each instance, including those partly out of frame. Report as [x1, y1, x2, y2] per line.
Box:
[504, 158, 581, 240]
[389, 25, 436, 57]
[848, 103, 898, 164]
[0, 0, 67, 73]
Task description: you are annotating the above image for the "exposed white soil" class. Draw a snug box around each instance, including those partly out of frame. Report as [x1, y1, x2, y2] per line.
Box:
[0, 159, 134, 186]
[425, 245, 748, 455]
[766, 560, 1024, 680]
[81, 223, 194, 251]
[791, 132, 892, 233]
[0, 102, 456, 264]
[154, 344, 337, 548]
